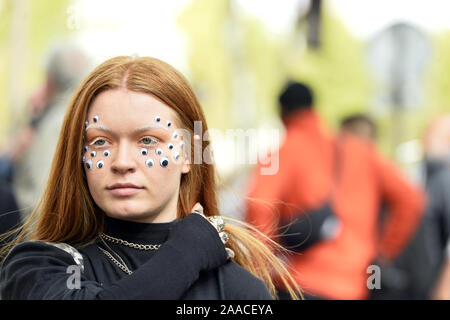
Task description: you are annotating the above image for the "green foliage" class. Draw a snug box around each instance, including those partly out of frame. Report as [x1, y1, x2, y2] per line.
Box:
[179, 1, 371, 134]
[178, 0, 233, 130]
[424, 31, 450, 121]
[284, 10, 371, 130]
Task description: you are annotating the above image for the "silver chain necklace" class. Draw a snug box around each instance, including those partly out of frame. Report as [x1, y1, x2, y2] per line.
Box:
[97, 233, 161, 275]
[99, 233, 162, 250]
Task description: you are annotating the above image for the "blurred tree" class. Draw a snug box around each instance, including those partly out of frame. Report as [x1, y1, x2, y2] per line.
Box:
[424, 32, 450, 122]
[178, 0, 233, 131]
[285, 8, 371, 131]
[0, 0, 72, 144]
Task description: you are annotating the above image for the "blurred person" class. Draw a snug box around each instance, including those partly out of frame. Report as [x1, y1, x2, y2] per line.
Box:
[0, 183, 21, 250]
[340, 113, 377, 143]
[427, 165, 450, 299]
[339, 113, 431, 299]
[0, 56, 301, 300]
[0, 43, 91, 218]
[245, 81, 425, 300]
[422, 114, 450, 184]
[415, 114, 450, 299]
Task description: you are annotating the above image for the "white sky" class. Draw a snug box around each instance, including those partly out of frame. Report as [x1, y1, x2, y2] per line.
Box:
[70, 0, 450, 69]
[328, 0, 450, 39]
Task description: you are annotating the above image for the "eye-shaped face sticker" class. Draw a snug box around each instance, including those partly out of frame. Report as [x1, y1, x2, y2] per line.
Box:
[96, 160, 104, 169]
[155, 116, 161, 122]
[103, 150, 110, 157]
[141, 148, 148, 156]
[173, 152, 180, 161]
[85, 159, 93, 170]
[168, 143, 174, 150]
[145, 158, 154, 167]
[172, 132, 178, 139]
[90, 150, 97, 157]
[83, 145, 89, 153]
[93, 115, 99, 123]
[156, 148, 163, 156]
[166, 120, 171, 127]
[160, 156, 169, 167]
[179, 141, 184, 148]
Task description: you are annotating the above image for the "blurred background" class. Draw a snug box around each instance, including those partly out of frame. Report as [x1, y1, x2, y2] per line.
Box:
[1, 0, 450, 300]
[1, 0, 450, 181]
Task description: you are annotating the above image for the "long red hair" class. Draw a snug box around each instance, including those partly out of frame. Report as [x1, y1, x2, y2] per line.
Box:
[1, 56, 302, 299]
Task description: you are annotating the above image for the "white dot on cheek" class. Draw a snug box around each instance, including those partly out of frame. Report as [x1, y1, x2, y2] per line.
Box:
[85, 159, 93, 170]
[145, 159, 154, 167]
[96, 160, 104, 169]
[160, 157, 169, 168]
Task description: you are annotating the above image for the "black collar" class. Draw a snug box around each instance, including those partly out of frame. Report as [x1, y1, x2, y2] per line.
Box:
[103, 215, 177, 244]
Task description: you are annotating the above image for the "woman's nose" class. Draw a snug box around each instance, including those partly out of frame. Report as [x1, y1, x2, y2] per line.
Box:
[110, 142, 137, 174]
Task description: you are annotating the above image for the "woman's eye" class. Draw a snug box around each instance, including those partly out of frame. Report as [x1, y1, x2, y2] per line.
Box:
[90, 138, 108, 147]
[141, 137, 158, 146]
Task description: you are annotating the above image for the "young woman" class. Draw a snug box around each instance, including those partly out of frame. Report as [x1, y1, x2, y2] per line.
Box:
[0, 56, 301, 300]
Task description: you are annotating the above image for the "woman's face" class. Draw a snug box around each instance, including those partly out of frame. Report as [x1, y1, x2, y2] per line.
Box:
[83, 88, 190, 223]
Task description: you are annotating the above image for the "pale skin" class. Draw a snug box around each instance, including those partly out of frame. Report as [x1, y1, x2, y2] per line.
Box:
[84, 87, 198, 223]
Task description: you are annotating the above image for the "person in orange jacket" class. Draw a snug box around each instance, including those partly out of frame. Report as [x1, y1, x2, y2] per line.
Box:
[245, 82, 425, 300]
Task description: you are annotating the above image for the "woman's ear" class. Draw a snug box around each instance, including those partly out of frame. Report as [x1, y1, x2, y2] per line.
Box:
[181, 161, 191, 174]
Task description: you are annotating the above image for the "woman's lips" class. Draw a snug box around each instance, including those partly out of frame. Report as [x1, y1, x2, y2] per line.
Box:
[107, 183, 144, 197]
[108, 187, 143, 197]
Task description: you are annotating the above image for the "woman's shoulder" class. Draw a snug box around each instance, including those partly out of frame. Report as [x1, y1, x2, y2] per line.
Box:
[2, 240, 84, 271]
[218, 261, 274, 300]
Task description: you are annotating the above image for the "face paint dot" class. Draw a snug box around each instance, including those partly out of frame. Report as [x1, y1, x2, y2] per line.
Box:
[103, 150, 110, 157]
[156, 148, 163, 155]
[90, 150, 97, 157]
[155, 116, 161, 122]
[160, 157, 169, 167]
[85, 159, 92, 170]
[93, 115, 99, 123]
[145, 159, 154, 167]
[141, 148, 148, 156]
[168, 143, 174, 150]
[166, 120, 171, 127]
[96, 160, 104, 169]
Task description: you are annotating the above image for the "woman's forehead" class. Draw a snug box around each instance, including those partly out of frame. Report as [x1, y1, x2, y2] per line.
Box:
[86, 88, 179, 128]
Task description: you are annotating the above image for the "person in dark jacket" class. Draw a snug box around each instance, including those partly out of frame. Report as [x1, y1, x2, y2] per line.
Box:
[0, 56, 301, 300]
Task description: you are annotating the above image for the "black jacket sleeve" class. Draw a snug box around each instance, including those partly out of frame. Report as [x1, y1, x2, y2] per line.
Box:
[220, 262, 274, 300]
[0, 214, 228, 300]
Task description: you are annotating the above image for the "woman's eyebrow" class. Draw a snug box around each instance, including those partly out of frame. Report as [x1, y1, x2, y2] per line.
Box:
[132, 125, 169, 134]
[85, 124, 169, 135]
[85, 124, 112, 133]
